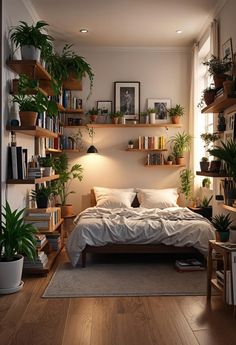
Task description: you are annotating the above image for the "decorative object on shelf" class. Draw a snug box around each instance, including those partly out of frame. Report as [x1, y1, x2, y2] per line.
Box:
[147, 98, 171, 123]
[211, 213, 232, 242]
[222, 37, 233, 62]
[203, 55, 232, 89]
[167, 104, 184, 124]
[30, 184, 54, 209]
[209, 139, 236, 205]
[97, 100, 112, 124]
[202, 177, 211, 188]
[114, 81, 140, 120]
[0, 202, 37, 293]
[46, 44, 94, 97]
[147, 108, 156, 124]
[52, 153, 83, 217]
[140, 111, 149, 124]
[166, 155, 173, 165]
[86, 107, 99, 123]
[217, 112, 226, 132]
[169, 132, 192, 165]
[200, 157, 209, 172]
[86, 126, 98, 153]
[179, 168, 194, 205]
[9, 20, 53, 61]
[128, 140, 134, 149]
[109, 111, 124, 124]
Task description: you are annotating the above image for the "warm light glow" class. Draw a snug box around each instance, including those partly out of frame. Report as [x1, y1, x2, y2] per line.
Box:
[80, 29, 88, 33]
[176, 30, 182, 34]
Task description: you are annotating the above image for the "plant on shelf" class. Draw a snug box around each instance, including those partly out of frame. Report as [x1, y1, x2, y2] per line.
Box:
[30, 184, 54, 209]
[203, 55, 232, 89]
[211, 213, 232, 242]
[198, 86, 216, 108]
[166, 155, 174, 165]
[169, 132, 192, 165]
[200, 157, 209, 172]
[179, 168, 194, 204]
[200, 132, 220, 173]
[128, 140, 134, 149]
[202, 177, 211, 188]
[208, 139, 236, 205]
[140, 111, 149, 124]
[199, 195, 213, 208]
[167, 104, 184, 124]
[38, 156, 54, 177]
[109, 111, 124, 124]
[9, 20, 53, 61]
[52, 153, 83, 217]
[86, 107, 99, 123]
[0, 202, 37, 292]
[45, 44, 94, 97]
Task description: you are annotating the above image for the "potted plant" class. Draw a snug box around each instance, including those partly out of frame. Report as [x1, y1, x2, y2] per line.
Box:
[208, 139, 236, 205]
[202, 86, 216, 106]
[169, 132, 192, 165]
[52, 153, 83, 217]
[198, 195, 213, 220]
[200, 132, 220, 172]
[147, 108, 156, 124]
[167, 104, 184, 124]
[166, 155, 174, 165]
[9, 20, 53, 61]
[0, 202, 37, 293]
[128, 140, 134, 149]
[86, 107, 99, 123]
[140, 111, 149, 124]
[211, 213, 232, 242]
[46, 44, 94, 97]
[38, 156, 54, 177]
[109, 111, 123, 124]
[202, 177, 211, 188]
[179, 168, 194, 205]
[200, 157, 209, 172]
[30, 185, 54, 209]
[203, 55, 232, 89]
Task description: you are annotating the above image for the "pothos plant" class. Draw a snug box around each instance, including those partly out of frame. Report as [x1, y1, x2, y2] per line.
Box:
[179, 168, 194, 202]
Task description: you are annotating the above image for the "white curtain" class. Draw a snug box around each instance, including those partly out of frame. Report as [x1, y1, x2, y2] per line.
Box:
[210, 19, 219, 57]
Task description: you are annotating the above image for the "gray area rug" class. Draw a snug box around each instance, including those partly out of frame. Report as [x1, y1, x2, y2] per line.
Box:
[42, 261, 208, 298]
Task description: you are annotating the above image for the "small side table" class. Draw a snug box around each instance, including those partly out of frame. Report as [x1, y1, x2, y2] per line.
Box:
[207, 240, 236, 316]
[62, 214, 76, 239]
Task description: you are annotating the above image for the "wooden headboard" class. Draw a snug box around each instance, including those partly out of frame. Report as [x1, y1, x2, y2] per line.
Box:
[91, 189, 180, 207]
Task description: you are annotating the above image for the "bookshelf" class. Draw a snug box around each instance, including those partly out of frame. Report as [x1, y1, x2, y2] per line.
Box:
[201, 93, 236, 113]
[6, 125, 59, 138]
[6, 174, 59, 185]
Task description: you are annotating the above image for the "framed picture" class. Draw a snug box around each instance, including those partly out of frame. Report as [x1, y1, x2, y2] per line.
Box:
[222, 38, 233, 61]
[114, 81, 140, 120]
[224, 130, 234, 143]
[97, 100, 112, 116]
[147, 98, 171, 123]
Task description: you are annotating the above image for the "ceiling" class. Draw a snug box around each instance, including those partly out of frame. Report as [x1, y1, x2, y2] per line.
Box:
[28, 0, 225, 47]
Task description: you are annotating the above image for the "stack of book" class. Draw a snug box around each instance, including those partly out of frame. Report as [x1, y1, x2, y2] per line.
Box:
[215, 88, 224, 98]
[24, 207, 61, 232]
[35, 233, 47, 249]
[46, 232, 62, 251]
[28, 167, 43, 178]
[23, 251, 48, 269]
[174, 259, 205, 272]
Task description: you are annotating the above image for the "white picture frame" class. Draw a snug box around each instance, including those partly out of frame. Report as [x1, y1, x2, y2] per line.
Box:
[97, 100, 112, 116]
[147, 98, 171, 123]
[114, 81, 140, 120]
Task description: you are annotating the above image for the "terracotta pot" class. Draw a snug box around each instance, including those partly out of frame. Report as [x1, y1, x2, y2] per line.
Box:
[171, 116, 181, 124]
[90, 115, 97, 123]
[176, 157, 185, 165]
[223, 80, 234, 95]
[166, 161, 173, 165]
[204, 90, 215, 105]
[112, 117, 119, 124]
[19, 111, 38, 126]
[61, 204, 74, 218]
[213, 74, 227, 89]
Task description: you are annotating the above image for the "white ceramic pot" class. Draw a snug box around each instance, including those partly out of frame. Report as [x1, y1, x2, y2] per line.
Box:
[149, 113, 156, 124]
[0, 255, 24, 290]
[43, 167, 53, 177]
[21, 46, 41, 61]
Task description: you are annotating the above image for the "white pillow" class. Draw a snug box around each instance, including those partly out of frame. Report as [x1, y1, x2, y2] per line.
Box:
[136, 188, 178, 209]
[94, 187, 136, 208]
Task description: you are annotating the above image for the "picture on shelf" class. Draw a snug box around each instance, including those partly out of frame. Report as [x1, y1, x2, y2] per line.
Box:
[222, 38, 233, 62]
[147, 98, 171, 123]
[97, 100, 112, 116]
[114, 81, 140, 120]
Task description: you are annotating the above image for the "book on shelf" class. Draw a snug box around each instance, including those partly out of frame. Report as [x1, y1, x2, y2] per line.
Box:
[174, 259, 205, 272]
[23, 251, 48, 269]
[7, 146, 28, 180]
[24, 207, 61, 231]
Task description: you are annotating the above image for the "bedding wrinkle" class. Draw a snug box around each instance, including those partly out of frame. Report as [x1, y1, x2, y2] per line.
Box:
[67, 207, 216, 267]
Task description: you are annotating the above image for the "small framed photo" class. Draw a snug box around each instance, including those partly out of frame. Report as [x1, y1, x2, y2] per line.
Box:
[222, 38, 233, 61]
[147, 98, 171, 123]
[114, 81, 140, 120]
[224, 130, 234, 143]
[97, 100, 112, 116]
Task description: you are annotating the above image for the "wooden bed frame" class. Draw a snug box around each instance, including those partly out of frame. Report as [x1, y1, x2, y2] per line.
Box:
[81, 189, 201, 267]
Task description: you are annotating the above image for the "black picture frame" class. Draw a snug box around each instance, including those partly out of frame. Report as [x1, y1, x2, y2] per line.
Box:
[114, 81, 140, 120]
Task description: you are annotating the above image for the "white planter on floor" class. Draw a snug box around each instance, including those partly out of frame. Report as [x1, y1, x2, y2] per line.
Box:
[0, 255, 24, 291]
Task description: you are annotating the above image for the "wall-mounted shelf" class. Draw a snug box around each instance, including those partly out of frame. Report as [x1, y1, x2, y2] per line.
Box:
[6, 125, 58, 138]
[126, 148, 167, 152]
[201, 93, 236, 113]
[63, 149, 81, 153]
[223, 205, 236, 213]
[7, 174, 59, 185]
[57, 103, 65, 112]
[145, 164, 185, 168]
[63, 109, 83, 114]
[196, 171, 228, 177]
[63, 123, 183, 129]
[7, 60, 51, 80]
[45, 148, 62, 154]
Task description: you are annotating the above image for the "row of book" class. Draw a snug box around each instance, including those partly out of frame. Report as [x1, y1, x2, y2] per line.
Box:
[24, 207, 61, 232]
[174, 259, 205, 272]
[138, 136, 165, 150]
[146, 153, 165, 165]
[37, 113, 62, 134]
[23, 251, 48, 269]
[62, 90, 82, 110]
[7, 146, 27, 180]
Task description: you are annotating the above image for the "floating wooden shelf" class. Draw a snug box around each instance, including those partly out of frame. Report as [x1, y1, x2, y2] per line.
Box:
[126, 148, 167, 152]
[7, 60, 51, 80]
[45, 148, 62, 154]
[63, 108, 83, 114]
[62, 149, 81, 153]
[63, 123, 183, 129]
[6, 125, 58, 138]
[223, 205, 236, 213]
[196, 171, 228, 177]
[57, 103, 65, 112]
[7, 174, 59, 185]
[145, 164, 186, 168]
[201, 93, 236, 113]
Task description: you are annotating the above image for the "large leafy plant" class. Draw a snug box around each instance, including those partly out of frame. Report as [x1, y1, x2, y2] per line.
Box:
[211, 213, 232, 232]
[52, 154, 83, 205]
[13, 92, 58, 116]
[0, 202, 37, 262]
[203, 55, 232, 76]
[169, 132, 192, 159]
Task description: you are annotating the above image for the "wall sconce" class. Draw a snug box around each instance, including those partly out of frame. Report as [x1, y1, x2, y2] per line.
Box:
[86, 126, 98, 153]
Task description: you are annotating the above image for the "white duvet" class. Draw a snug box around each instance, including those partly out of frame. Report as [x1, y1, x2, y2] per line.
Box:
[66, 206, 216, 267]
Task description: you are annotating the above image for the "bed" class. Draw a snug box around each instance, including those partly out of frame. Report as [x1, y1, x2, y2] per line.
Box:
[66, 187, 216, 267]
